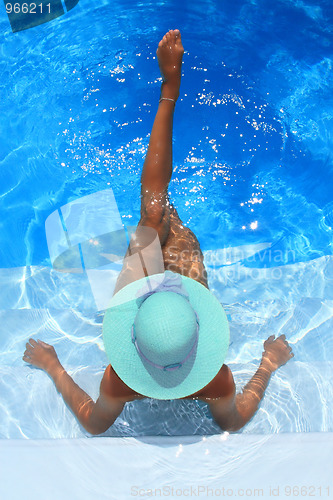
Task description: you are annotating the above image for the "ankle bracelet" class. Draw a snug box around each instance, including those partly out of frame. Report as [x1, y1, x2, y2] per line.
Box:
[159, 97, 176, 106]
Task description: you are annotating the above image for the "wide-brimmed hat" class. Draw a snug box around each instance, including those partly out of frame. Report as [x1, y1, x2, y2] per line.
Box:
[102, 271, 229, 400]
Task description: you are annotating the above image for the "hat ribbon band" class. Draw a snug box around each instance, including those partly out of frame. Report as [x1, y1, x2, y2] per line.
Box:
[135, 271, 189, 307]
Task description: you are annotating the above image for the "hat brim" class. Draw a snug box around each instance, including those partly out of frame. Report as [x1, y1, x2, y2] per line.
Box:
[102, 272, 229, 400]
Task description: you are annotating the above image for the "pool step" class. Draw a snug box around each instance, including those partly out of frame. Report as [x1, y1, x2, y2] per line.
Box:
[1, 254, 333, 440]
[1, 432, 333, 500]
[1, 360, 333, 439]
[0, 254, 332, 310]
[1, 292, 333, 367]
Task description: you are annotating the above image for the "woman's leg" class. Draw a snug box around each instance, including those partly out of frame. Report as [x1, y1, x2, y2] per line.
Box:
[113, 29, 184, 294]
[139, 29, 184, 246]
[139, 30, 208, 288]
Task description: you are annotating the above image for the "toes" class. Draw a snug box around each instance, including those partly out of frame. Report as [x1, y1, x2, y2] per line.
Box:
[160, 29, 182, 48]
[159, 29, 182, 49]
[29, 338, 38, 346]
[168, 29, 180, 44]
[169, 29, 175, 40]
[175, 31, 183, 48]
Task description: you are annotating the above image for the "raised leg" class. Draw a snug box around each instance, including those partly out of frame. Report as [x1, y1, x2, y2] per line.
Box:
[113, 29, 184, 295]
[139, 29, 184, 246]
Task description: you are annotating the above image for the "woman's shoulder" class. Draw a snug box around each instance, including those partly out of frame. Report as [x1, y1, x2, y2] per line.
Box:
[183, 364, 235, 400]
[100, 364, 146, 402]
[101, 363, 235, 402]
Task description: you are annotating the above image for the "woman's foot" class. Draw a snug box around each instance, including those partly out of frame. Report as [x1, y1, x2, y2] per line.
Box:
[156, 29, 184, 102]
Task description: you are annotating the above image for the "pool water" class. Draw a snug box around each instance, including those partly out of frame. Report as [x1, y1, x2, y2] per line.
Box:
[0, 0, 332, 439]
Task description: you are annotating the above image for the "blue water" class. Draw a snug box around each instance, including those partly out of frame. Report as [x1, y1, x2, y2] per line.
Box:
[0, 0, 333, 438]
[1, 0, 332, 268]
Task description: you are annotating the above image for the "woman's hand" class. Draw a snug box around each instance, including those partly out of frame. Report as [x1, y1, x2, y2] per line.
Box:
[23, 338, 60, 373]
[262, 334, 294, 372]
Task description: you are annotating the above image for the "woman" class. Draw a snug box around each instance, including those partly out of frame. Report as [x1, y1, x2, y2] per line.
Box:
[23, 29, 293, 435]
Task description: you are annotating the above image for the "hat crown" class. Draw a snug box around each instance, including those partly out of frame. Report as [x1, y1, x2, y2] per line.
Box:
[134, 292, 198, 367]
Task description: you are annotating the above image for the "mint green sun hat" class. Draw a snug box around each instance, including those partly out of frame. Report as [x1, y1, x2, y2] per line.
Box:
[102, 270, 230, 400]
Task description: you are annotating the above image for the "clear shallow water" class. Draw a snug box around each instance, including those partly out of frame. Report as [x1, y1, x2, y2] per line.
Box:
[0, 0, 333, 438]
[1, 258, 333, 438]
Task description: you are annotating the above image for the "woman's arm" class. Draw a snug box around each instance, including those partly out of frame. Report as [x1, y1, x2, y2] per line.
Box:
[208, 334, 294, 432]
[23, 339, 124, 435]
